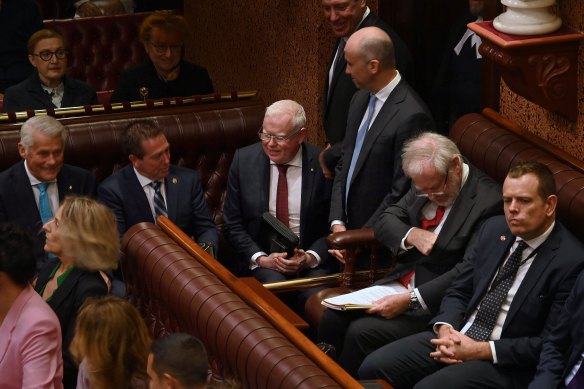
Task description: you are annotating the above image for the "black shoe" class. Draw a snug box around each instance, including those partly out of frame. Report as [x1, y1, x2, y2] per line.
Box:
[316, 342, 337, 360]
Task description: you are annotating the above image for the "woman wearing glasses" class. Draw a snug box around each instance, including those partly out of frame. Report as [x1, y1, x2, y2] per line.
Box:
[35, 196, 119, 389]
[111, 12, 214, 103]
[3, 29, 97, 112]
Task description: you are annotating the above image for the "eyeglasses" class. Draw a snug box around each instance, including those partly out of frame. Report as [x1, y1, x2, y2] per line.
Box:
[149, 43, 182, 55]
[415, 169, 449, 197]
[32, 49, 68, 62]
[258, 128, 302, 143]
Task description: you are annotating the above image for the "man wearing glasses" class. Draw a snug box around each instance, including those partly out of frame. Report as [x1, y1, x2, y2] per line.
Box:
[317, 132, 502, 377]
[3, 29, 97, 112]
[111, 12, 213, 103]
[223, 100, 334, 312]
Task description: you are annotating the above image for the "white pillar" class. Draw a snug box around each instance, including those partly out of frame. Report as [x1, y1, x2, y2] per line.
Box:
[494, 0, 561, 35]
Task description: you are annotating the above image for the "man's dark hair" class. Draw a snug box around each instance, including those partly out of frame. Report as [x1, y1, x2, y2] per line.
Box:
[507, 161, 556, 200]
[0, 223, 37, 286]
[122, 120, 165, 158]
[151, 333, 208, 387]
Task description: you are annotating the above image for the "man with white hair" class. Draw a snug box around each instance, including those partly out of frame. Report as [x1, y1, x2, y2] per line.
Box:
[0, 115, 96, 269]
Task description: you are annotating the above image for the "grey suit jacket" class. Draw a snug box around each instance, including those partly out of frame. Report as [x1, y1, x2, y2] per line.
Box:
[373, 164, 502, 312]
[329, 79, 434, 230]
[222, 142, 333, 276]
[98, 164, 218, 246]
[0, 161, 96, 269]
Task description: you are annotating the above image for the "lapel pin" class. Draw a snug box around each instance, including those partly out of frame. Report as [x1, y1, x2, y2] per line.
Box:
[310, 168, 314, 172]
[172, 178, 178, 184]
[500, 235, 506, 241]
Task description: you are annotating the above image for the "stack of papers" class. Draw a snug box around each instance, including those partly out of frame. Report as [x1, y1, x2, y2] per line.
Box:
[321, 282, 408, 311]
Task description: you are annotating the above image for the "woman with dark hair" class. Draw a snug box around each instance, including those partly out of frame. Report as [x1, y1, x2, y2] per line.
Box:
[36, 196, 119, 389]
[0, 223, 63, 388]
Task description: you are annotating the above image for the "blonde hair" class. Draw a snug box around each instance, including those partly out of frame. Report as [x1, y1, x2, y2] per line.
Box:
[70, 296, 151, 389]
[58, 196, 119, 271]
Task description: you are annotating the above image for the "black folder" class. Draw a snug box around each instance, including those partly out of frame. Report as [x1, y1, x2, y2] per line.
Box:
[261, 212, 299, 258]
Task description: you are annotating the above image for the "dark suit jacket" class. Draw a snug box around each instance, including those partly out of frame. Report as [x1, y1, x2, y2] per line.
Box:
[432, 217, 584, 387]
[3, 72, 98, 112]
[110, 58, 213, 103]
[35, 265, 108, 388]
[529, 271, 584, 389]
[329, 79, 433, 229]
[322, 11, 414, 170]
[98, 164, 218, 246]
[373, 164, 502, 312]
[0, 161, 97, 270]
[222, 142, 333, 275]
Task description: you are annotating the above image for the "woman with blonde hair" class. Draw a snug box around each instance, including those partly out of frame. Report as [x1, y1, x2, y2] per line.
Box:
[35, 196, 120, 388]
[70, 296, 151, 389]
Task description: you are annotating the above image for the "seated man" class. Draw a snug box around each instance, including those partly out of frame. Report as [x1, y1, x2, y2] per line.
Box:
[111, 12, 213, 103]
[222, 100, 333, 308]
[360, 162, 584, 389]
[0, 115, 96, 270]
[147, 333, 208, 389]
[3, 29, 98, 112]
[98, 120, 218, 248]
[318, 132, 502, 376]
[529, 271, 584, 389]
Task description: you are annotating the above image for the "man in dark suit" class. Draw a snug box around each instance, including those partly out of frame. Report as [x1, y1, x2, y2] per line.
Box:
[222, 100, 333, 304]
[98, 120, 218, 248]
[320, 0, 414, 177]
[329, 26, 433, 260]
[0, 115, 96, 270]
[317, 132, 502, 376]
[529, 271, 584, 389]
[3, 29, 98, 112]
[360, 162, 584, 389]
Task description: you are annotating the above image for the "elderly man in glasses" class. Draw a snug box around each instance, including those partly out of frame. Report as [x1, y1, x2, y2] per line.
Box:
[3, 29, 97, 113]
[222, 100, 334, 313]
[317, 132, 503, 377]
[111, 12, 213, 103]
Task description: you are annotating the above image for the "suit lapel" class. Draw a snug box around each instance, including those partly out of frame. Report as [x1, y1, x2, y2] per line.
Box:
[46, 267, 83, 311]
[351, 82, 404, 180]
[164, 167, 180, 221]
[13, 162, 43, 231]
[124, 167, 155, 223]
[503, 225, 560, 328]
[299, 145, 315, 245]
[27, 75, 55, 108]
[260, 151, 270, 212]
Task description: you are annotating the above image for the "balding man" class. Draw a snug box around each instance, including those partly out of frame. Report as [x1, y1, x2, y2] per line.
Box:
[329, 26, 434, 264]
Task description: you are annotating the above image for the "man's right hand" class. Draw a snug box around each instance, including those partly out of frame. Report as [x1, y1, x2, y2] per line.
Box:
[319, 145, 335, 179]
[77, 2, 102, 17]
[405, 227, 438, 256]
[328, 224, 347, 263]
[257, 252, 287, 271]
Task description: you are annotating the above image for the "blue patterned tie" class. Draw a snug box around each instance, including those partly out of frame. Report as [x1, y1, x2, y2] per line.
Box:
[345, 94, 377, 206]
[150, 181, 168, 220]
[37, 182, 53, 225]
[465, 240, 529, 341]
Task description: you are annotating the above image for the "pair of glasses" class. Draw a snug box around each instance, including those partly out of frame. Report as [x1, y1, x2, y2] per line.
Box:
[149, 43, 182, 55]
[415, 169, 449, 197]
[258, 128, 302, 143]
[32, 49, 68, 62]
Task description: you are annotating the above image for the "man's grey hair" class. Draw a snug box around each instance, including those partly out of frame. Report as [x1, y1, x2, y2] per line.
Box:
[265, 100, 306, 132]
[402, 132, 461, 177]
[19, 116, 67, 152]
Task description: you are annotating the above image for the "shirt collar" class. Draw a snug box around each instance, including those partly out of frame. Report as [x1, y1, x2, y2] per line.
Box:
[269, 146, 303, 168]
[374, 71, 401, 104]
[23, 160, 57, 186]
[519, 221, 555, 251]
[134, 167, 162, 188]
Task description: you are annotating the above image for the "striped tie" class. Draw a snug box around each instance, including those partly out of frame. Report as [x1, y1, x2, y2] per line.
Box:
[150, 181, 168, 219]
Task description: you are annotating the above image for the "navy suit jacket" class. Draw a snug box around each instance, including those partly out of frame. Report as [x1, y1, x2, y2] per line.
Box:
[529, 271, 584, 389]
[0, 161, 96, 269]
[98, 164, 218, 246]
[3, 72, 98, 112]
[432, 217, 584, 387]
[222, 142, 333, 275]
[322, 11, 414, 170]
[373, 164, 503, 312]
[329, 79, 434, 229]
[35, 266, 107, 387]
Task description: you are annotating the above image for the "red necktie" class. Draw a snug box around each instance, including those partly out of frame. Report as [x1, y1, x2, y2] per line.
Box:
[276, 164, 289, 227]
[398, 205, 447, 288]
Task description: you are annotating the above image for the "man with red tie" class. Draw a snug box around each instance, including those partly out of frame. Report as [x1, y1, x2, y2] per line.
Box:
[317, 132, 502, 376]
[222, 100, 334, 310]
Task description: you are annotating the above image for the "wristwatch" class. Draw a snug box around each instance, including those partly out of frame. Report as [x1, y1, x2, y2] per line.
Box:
[408, 291, 422, 311]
